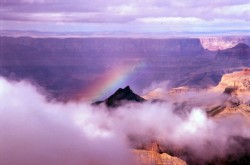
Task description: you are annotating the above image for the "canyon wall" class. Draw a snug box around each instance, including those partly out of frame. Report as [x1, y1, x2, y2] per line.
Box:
[200, 37, 250, 51]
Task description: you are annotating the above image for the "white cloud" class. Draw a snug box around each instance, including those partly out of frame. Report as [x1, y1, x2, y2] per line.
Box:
[107, 4, 138, 15]
[212, 3, 250, 20]
[135, 17, 204, 24]
[1, 77, 250, 164]
[21, 0, 57, 4]
[0, 77, 134, 165]
[1, 0, 250, 33]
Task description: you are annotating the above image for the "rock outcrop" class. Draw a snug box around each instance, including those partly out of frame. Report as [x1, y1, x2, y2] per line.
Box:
[214, 68, 250, 94]
[133, 150, 187, 165]
[210, 68, 250, 118]
[93, 86, 145, 107]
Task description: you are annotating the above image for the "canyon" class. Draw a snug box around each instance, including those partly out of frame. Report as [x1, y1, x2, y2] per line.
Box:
[1, 36, 249, 101]
[93, 68, 250, 165]
[1, 36, 250, 165]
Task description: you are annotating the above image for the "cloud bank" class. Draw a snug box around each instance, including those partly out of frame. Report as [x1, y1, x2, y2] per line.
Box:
[0, 77, 250, 164]
[1, 0, 250, 33]
[0, 77, 134, 165]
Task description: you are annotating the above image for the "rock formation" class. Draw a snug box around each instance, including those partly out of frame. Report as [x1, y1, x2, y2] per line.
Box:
[210, 68, 250, 118]
[93, 86, 145, 107]
[214, 68, 250, 95]
[133, 150, 187, 165]
[200, 37, 250, 51]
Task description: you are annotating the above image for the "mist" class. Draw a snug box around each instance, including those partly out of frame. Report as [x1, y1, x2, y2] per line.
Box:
[1, 77, 250, 164]
[0, 77, 134, 165]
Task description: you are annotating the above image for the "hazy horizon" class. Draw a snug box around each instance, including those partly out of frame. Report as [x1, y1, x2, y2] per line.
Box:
[1, 29, 250, 38]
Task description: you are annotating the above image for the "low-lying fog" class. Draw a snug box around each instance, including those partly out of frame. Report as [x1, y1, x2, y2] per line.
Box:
[1, 77, 250, 165]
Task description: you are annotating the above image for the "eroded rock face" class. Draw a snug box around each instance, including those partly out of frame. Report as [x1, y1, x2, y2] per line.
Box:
[215, 69, 250, 105]
[210, 68, 250, 118]
[133, 150, 187, 165]
[215, 68, 250, 94]
[200, 37, 250, 51]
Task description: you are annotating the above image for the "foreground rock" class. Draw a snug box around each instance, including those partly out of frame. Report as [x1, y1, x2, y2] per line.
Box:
[133, 150, 187, 165]
[213, 68, 250, 104]
[209, 68, 250, 118]
[215, 68, 250, 93]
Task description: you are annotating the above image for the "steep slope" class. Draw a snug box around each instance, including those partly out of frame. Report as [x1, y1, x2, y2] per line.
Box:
[216, 43, 250, 60]
[176, 43, 250, 88]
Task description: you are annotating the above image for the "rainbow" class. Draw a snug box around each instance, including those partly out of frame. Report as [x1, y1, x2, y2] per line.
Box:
[83, 63, 139, 101]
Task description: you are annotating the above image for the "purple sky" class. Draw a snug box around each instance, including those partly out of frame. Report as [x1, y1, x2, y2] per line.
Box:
[0, 0, 250, 34]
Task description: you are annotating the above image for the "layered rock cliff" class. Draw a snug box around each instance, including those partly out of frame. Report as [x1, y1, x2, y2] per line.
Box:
[200, 37, 250, 51]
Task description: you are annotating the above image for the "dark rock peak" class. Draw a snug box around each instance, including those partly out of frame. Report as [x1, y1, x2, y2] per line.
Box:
[124, 85, 132, 91]
[93, 86, 145, 107]
[113, 86, 132, 96]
